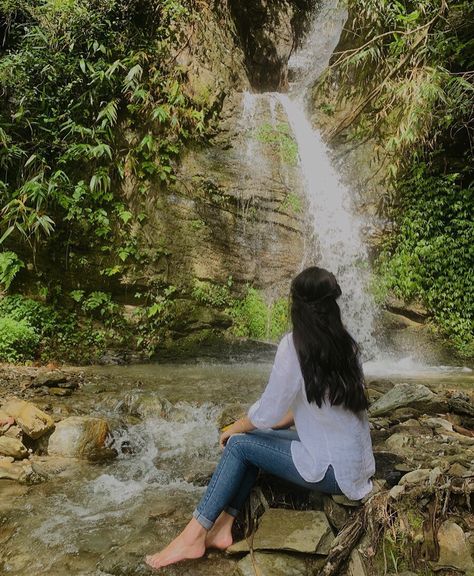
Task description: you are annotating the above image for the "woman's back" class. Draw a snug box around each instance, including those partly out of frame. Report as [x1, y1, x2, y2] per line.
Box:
[248, 333, 375, 500]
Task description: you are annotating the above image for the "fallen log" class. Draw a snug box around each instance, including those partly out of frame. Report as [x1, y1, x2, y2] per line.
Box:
[318, 505, 367, 576]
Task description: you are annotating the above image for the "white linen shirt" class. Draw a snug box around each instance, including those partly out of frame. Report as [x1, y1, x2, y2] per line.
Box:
[247, 333, 375, 501]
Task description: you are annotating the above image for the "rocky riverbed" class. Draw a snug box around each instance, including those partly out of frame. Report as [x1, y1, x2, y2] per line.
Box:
[0, 361, 473, 576]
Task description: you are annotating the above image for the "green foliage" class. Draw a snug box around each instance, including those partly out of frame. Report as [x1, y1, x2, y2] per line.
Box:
[0, 316, 40, 362]
[377, 168, 473, 355]
[0, 293, 120, 363]
[0, 0, 207, 271]
[230, 287, 289, 341]
[0, 294, 60, 336]
[256, 122, 298, 166]
[192, 277, 234, 308]
[321, 0, 474, 184]
[280, 193, 302, 213]
[0, 251, 24, 289]
[319, 0, 474, 353]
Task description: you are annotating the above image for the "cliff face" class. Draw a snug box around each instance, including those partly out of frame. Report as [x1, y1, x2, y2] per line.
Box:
[122, 0, 315, 300]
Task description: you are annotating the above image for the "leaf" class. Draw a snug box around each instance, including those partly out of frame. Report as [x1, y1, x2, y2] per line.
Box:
[0, 226, 15, 245]
[118, 210, 133, 224]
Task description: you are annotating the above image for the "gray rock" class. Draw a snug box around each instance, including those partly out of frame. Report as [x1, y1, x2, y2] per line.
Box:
[385, 433, 412, 453]
[31, 370, 67, 388]
[435, 520, 474, 572]
[421, 416, 453, 432]
[399, 469, 432, 485]
[233, 551, 308, 576]
[389, 485, 405, 500]
[227, 508, 334, 555]
[347, 549, 368, 576]
[323, 495, 349, 530]
[369, 383, 444, 417]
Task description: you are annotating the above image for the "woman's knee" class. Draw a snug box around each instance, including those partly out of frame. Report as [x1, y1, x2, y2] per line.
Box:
[225, 433, 248, 453]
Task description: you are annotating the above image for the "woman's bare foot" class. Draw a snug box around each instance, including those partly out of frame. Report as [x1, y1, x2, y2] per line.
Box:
[205, 511, 235, 550]
[0, 416, 14, 428]
[145, 518, 207, 570]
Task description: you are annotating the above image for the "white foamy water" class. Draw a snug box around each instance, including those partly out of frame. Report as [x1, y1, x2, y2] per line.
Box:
[288, 0, 347, 90]
[278, 93, 378, 355]
[237, 0, 378, 357]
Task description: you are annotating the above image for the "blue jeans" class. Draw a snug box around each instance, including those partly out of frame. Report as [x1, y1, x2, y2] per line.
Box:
[193, 429, 343, 530]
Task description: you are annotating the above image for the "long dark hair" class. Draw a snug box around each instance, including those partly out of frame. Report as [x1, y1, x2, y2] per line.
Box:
[291, 266, 368, 413]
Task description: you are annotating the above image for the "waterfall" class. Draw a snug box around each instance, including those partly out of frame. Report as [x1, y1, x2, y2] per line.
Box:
[278, 94, 378, 356]
[239, 0, 378, 357]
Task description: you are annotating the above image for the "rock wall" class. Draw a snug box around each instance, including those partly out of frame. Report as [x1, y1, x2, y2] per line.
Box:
[123, 0, 316, 301]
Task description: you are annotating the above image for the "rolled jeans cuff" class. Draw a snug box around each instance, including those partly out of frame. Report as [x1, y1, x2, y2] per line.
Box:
[192, 508, 214, 530]
[225, 505, 240, 518]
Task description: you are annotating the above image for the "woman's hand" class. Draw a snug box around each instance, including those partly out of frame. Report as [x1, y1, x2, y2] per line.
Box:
[219, 416, 255, 449]
[219, 427, 234, 449]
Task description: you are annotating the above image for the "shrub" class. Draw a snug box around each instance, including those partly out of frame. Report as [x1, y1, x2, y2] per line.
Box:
[0, 316, 40, 362]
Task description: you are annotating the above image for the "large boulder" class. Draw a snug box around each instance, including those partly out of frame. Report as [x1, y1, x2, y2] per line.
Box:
[0, 436, 28, 459]
[1, 399, 55, 439]
[47, 416, 116, 461]
[369, 384, 445, 417]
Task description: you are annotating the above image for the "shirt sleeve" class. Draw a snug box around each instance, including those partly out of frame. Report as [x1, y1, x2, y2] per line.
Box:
[247, 333, 302, 429]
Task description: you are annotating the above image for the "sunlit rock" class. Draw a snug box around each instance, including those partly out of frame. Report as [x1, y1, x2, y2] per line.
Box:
[0, 436, 28, 460]
[47, 416, 116, 461]
[369, 383, 445, 417]
[2, 398, 55, 439]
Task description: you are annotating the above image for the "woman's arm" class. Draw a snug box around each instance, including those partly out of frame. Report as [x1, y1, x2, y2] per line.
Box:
[219, 416, 255, 449]
[271, 410, 294, 430]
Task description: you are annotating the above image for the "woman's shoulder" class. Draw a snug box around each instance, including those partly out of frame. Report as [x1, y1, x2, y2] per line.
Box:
[275, 332, 299, 367]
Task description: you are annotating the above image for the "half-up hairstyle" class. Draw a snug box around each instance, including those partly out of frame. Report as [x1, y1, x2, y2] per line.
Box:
[291, 266, 368, 413]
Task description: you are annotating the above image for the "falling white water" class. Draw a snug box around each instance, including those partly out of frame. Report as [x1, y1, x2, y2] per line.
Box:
[237, 0, 378, 356]
[282, 1, 378, 356]
[278, 93, 378, 355]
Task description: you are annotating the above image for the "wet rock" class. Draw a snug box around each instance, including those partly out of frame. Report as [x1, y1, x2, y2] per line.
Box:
[48, 387, 73, 397]
[369, 383, 445, 417]
[184, 462, 215, 486]
[48, 416, 116, 460]
[435, 520, 474, 572]
[347, 549, 368, 576]
[3, 425, 22, 440]
[228, 509, 334, 554]
[120, 393, 171, 419]
[0, 436, 28, 459]
[233, 551, 308, 576]
[148, 503, 177, 520]
[217, 403, 246, 430]
[31, 370, 67, 388]
[323, 495, 349, 530]
[0, 459, 37, 483]
[1, 398, 55, 439]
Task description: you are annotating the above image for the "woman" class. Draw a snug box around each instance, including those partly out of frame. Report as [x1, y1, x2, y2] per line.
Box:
[145, 266, 375, 570]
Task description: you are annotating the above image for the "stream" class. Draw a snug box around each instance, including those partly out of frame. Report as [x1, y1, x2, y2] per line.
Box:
[1, 1, 473, 575]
